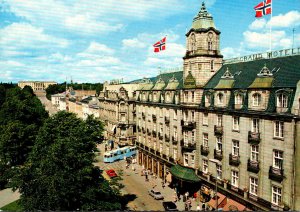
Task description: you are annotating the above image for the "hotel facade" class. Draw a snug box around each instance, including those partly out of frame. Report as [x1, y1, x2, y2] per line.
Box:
[96, 3, 300, 210]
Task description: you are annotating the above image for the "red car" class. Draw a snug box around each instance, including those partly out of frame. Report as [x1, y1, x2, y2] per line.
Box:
[106, 169, 118, 178]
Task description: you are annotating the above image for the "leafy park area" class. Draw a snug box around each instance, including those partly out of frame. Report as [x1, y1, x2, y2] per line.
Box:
[0, 83, 125, 210]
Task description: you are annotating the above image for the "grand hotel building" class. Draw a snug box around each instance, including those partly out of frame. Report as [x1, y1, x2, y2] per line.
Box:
[98, 3, 300, 211]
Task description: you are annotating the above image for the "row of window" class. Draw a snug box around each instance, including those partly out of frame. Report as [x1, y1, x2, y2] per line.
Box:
[209, 92, 289, 108]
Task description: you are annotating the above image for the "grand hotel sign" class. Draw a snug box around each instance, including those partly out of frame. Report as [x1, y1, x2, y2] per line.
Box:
[224, 47, 300, 64]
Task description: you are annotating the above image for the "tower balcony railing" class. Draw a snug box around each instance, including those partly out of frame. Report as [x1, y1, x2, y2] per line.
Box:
[247, 159, 260, 173]
[181, 141, 196, 152]
[269, 166, 284, 182]
[229, 153, 240, 166]
[181, 120, 196, 130]
[201, 145, 209, 156]
[248, 131, 260, 145]
[214, 125, 223, 136]
[214, 149, 223, 160]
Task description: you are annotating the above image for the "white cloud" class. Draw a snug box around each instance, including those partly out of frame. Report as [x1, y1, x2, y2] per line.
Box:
[249, 19, 267, 30]
[77, 42, 115, 59]
[122, 38, 147, 49]
[0, 23, 69, 56]
[64, 14, 123, 35]
[268, 11, 300, 28]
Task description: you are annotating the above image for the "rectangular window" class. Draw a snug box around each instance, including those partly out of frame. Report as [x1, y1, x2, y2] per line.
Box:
[191, 155, 195, 166]
[203, 159, 208, 174]
[184, 131, 188, 144]
[184, 92, 188, 102]
[216, 137, 222, 151]
[203, 113, 208, 125]
[121, 114, 126, 122]
[173, 110, 177, 120]
[251, 145, 259, 162]
[216, 164, 222, 179]
[233, 116, 239, 131]
[252, 118, 259, 133]
[272, 186, 282, 205]
[217, 115, 222, 126]
[184, 154, 188, 166]
[232, 140, 239, 156]
[203, 133, 208, 147]
[231, 170, 239, 187]
[184, 111, 188, 122]
[274, 121, 284, 138]
[173, 127, 177, 140]
[191, 131, 195, 143]
[273, 150, 283, 169]
[191, 111, 195, 122]
[173, 149, 177, 160]
[249, 177, 258, 196]
[159, 143, 163, 153]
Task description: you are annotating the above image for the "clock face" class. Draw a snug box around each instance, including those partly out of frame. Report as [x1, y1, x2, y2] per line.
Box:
[208, 32, 213, 40]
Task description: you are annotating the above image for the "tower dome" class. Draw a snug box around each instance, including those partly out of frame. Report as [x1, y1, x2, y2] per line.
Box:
[192, 2, 216, 30]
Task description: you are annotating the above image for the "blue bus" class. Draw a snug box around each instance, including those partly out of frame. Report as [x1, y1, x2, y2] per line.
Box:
[103, 146, 137, 163]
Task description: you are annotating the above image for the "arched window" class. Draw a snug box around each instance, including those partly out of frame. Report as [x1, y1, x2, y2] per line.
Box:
[217, 93, 224, 104]
[191, 34, 196, 51]
[208, 41, 212, 50]
[277, 93, 288, 108]
[235, 94, 243, 105]
[253, 93, 261, 106]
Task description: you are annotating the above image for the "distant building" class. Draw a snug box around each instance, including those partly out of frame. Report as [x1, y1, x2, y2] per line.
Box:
[18, 81, 57, 91]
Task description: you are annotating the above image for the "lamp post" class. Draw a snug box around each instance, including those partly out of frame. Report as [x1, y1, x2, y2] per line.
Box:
[209, 159, 221, 211]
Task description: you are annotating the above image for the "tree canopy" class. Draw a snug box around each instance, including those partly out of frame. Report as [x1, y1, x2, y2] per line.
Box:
[14, 111, 121, 211]
[0, 86, 48, 188]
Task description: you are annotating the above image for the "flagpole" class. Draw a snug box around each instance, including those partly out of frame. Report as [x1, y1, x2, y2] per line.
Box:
[269, 0, 272, 53]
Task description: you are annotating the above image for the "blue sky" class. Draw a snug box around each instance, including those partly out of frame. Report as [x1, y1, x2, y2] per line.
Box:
[0, 0, 299, 83]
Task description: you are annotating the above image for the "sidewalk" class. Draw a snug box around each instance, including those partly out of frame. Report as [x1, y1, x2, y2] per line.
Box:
[126, 161, 200, 211]
[0, 188, 20, 208]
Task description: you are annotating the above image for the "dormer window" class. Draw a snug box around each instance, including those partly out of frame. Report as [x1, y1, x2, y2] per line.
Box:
[217, 93, 224, 104]
[235, 93, 243, 105]
[253, 93, 261, 106]
[205, 94, 211, 106]
[277, 93, 288, 108]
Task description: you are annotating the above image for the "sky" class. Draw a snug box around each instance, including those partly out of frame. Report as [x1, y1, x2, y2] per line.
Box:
[0, 0, 299, 83]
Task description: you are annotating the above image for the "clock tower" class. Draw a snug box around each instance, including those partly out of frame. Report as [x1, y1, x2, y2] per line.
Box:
[183, 2, 223, 88]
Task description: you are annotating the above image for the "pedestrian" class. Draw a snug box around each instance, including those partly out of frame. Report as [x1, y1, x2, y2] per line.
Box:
[196, 204, 201, 211]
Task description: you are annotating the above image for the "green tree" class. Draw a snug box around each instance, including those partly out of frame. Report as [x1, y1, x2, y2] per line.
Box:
[14, 111, 121, 211]
[0, 87, 48, 188]
[45, 83, 66, 100]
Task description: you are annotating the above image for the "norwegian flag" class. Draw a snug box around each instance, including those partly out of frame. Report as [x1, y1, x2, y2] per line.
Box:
[153, 37, 166, 53]
[254, 0, 272, 18]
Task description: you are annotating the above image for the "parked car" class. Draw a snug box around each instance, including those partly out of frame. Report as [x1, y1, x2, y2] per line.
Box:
[162, 201, 178, 211]
[148, 189, 164, 200]
[105, 169, 117, 178]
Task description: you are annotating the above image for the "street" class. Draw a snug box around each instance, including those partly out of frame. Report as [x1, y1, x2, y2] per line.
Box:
[95, 144, 199, 211]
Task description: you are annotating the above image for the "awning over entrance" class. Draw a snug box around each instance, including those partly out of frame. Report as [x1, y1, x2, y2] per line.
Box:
[170, 164, 200, 183]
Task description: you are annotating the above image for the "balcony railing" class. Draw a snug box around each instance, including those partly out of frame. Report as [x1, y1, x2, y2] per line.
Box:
[247, 159, 260, 173]
[269, 166, 284, 182]
[165, 117, 170, 125]
[152, 130, 157, 137]
[214, 125, 223, 136]
[229, 154, 240, 166]
[214, 149, 223, 160]
[181, 142, 196, 152]
[181, 120, 196, 130]
[172, 136, 178, 145]
[201, 145, 209, 156]
[165, 136, 170, 142]
[152, 114, 157, 122]
[248, 131, 260, 145]
[158, 133, 164, 140]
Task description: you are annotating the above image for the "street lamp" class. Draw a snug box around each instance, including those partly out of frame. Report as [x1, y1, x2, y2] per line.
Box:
[209, 159, 221, 211]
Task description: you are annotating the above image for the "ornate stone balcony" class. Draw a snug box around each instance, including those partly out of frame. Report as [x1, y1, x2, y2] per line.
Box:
[214, 125, 223, 136]
[181, 120, 196, 130]
[248, 131, 260, 145]
[181, 141, 196, 152]
[172, 136, 178, 145]
[201, 145, 209, 156]
[269, 166, 284, 182]
[152, 130, 157, 137]
[214, 149, 223, 160]
[152, 114, 157, 122]
[247, 159, 260, 173]
[165, 116, 170, 125]
[229, 154, 240, 166]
